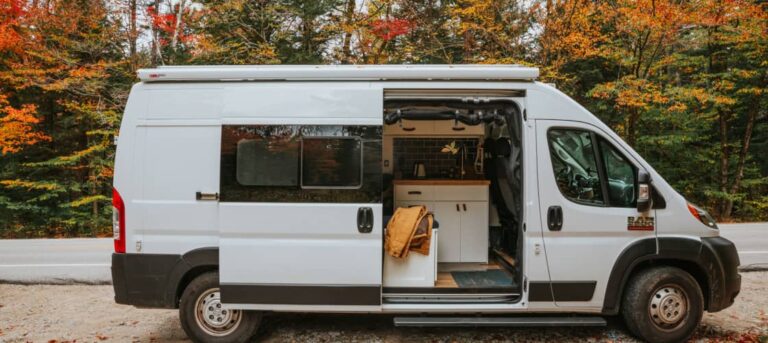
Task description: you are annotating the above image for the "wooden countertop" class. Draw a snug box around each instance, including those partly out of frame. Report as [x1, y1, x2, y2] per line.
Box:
[393, 179, 490, 186]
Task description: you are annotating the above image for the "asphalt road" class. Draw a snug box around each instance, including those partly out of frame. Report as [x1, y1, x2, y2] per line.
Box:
[0, 223, 765, 283]
[0, 238, 112, 284]
[718, 222, 768, 270]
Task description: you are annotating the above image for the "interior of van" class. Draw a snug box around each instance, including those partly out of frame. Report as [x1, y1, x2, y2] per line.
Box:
[380, 90, 524, 304]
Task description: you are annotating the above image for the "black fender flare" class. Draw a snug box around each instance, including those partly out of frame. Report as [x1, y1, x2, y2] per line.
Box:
[163, 247, 219, 308]
[602, 236, 736, 315]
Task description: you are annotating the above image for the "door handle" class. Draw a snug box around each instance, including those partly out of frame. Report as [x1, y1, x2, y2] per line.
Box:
[547, 206, 563, 231]
[357, 207, 373, 233]
[196, 192, 219, 201]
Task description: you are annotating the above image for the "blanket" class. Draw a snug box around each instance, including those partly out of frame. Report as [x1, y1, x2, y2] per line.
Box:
[385, 205, 433, 259]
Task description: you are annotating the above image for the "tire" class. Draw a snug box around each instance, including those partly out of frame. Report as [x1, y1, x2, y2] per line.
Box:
[179, 272, 261, 343]
[621, 266, 704, 343]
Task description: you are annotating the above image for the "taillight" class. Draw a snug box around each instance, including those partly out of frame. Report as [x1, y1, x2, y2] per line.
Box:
[113, 188, 126, 253]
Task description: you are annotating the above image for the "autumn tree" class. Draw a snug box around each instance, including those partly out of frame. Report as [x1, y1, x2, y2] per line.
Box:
[1, 0, 766, 238]
[0, 0, 129, 237]
[147, 0, 199, 64]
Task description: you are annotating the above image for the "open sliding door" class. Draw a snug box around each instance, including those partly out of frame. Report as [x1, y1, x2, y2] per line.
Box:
[217, 85, 383, 312]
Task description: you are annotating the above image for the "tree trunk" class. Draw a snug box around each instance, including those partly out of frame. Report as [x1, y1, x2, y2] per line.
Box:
[341, 0, 355, 64]
[722, 107, 757, 219]
[170, 0, 186, 61]
[626, 110, 639, 147]
[150, 0, 161, 65]
[463, 30, 473, 63]
[718, 109, 730, 218]
[129, 0, 138, 71]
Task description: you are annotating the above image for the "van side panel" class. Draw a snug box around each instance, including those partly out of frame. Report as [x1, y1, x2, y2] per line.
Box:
[222, 85, 380, 119]
[136, 125, 221, 254]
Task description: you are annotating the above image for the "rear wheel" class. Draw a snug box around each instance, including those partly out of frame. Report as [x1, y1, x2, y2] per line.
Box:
[621, 266, 703, 343]
[179, 272, 261, 343]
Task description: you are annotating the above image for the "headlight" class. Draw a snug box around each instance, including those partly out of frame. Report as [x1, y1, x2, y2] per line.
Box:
[687, 203, 718, 229]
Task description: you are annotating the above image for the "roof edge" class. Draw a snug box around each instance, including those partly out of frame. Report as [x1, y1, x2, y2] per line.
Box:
[137, 64, 540, 83]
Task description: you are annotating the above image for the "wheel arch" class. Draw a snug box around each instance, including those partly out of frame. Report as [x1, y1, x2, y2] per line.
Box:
[165, 247, 219, 308]
[602, 237, 717, 315]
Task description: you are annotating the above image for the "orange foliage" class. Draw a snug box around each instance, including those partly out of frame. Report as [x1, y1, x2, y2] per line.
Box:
[591, 77, 669, 111]
[536, 1, 605, 63]
[0, 0, 24, 53]
[0, 95, 50, 155]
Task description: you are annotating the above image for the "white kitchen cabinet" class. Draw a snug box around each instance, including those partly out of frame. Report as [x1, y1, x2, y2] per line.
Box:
[459, 201, 489, 262]
[393, 183, 489, 263]
[432, 202, 462, 262]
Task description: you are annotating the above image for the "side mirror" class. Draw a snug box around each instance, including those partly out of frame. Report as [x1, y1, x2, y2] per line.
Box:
[637, 171, 653, 212]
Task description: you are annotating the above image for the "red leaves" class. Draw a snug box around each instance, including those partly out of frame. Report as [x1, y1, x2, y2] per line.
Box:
[0, 0, 25, 53]
[370, 18, 410, 41]
[147, 4, 195, 46]
[0, 0, 24, 19]
[147, 5, 176, 37]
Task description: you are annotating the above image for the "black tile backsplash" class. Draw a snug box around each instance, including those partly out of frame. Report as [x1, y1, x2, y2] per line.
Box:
[393, 138, 479, 178]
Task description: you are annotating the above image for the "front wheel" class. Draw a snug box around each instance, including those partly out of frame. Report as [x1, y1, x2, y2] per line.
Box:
[621, 266, 703, 343]
[179, 272, 261, 343]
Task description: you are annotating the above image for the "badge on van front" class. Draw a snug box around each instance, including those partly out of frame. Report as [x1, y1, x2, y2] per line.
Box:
[627, 216, 655, 231]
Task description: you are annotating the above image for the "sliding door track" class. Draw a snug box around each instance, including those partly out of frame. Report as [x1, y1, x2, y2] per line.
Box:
[384, 292, 520, 304]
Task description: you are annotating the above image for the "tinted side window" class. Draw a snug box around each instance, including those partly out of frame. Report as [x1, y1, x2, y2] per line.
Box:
[547, 129, 604, 205]
[236, 137, 299, 186]
[598, 139, 637, 207]
[301, 138, 361, 188]
[221, 125, 381, 203]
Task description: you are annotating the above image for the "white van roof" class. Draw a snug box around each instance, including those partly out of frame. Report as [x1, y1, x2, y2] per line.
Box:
[137, 64, 540, 83]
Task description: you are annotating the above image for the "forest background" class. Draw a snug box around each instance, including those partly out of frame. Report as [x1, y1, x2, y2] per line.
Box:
[0, 0, 766, 238]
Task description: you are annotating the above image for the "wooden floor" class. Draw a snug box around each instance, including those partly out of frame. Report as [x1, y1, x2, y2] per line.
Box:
[435, 258, 506, 288]
[436, 272, 459, 288]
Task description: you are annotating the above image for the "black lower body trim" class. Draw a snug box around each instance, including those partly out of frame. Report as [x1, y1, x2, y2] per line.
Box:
[112, 253, 181, 308]
[528, 281, 596, 302]
[220, 284, 381, 306]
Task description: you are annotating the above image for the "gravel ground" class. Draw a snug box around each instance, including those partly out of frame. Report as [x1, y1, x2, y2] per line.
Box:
[0, 272, 766, 343]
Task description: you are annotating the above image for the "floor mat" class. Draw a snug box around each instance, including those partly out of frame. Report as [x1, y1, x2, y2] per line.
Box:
[451, 269, 516, 288]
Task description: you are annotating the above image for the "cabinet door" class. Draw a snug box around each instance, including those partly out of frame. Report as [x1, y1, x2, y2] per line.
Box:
[459, 201, 489, 263]
[433, 202, 462, 262]
[383, 121, 433, 136]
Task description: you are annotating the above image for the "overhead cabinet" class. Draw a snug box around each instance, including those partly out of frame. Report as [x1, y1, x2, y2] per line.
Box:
[394, 183, 489, 263]
[384, 122, 484, 136]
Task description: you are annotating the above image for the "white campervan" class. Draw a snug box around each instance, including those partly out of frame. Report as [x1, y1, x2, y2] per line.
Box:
[111, 65, 740, 343]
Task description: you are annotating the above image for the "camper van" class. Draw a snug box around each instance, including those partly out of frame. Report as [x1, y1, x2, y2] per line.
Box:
[110, 65, 740, 343]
